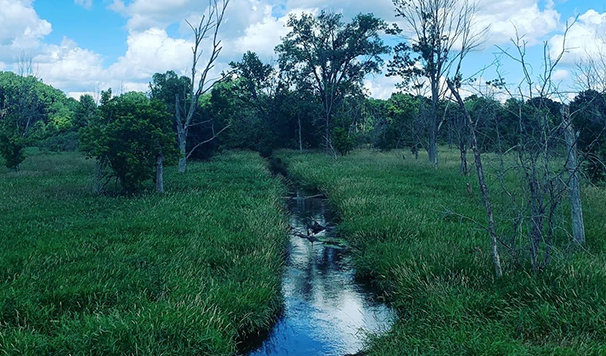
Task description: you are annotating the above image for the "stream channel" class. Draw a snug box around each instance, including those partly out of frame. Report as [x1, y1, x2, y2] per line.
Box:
[244, 167, 395, 356]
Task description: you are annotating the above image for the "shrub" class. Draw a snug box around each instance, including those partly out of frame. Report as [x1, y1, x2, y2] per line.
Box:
[0, 131, 26, 170]
[79, 91, 176, 193]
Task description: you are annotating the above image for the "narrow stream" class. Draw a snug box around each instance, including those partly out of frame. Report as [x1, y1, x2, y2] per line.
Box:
[245, 188, 395, 356]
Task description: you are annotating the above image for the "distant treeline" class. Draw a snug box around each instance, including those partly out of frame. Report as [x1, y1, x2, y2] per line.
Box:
[0, 68, 605, 182]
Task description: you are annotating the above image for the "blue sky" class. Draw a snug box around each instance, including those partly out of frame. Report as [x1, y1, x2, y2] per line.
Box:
[1, 0, 605, 100]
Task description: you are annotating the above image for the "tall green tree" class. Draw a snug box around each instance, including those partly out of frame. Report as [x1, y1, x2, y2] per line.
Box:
[276, 11, 389, 155]
[229, 51, 278, 155]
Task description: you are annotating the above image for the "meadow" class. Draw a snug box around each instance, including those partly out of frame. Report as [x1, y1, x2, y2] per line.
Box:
[278, 148, 606, 355]
[0, 151, 288, 355]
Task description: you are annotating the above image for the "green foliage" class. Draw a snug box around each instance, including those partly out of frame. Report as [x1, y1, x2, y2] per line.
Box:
[149, 70, 191, 115]
[276, 11, 389, 148]
[73, 94, 98, 128]
[279, 148, 606, 355]
[0, 130, 26, 170]
[37, 131, 80, 152]
[331, 126, 356, 155]
[79, 91, 176, 193]
[0, 71, 82, 164]
[0, 151, 288, 355]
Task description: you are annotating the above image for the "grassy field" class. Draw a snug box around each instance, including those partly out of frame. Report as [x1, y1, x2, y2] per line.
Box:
[278, 148, 606, 355]
[0, 151, 288, 355]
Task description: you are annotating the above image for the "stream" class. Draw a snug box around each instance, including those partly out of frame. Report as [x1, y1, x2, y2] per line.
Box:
[245, 188, 395, 356]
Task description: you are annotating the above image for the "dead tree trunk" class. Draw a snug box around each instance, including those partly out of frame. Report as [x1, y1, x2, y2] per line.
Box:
[460, 143, 468, 175]
[562, 105, 586, 245]
[298, 113, 303, 153]
[175, 0, 230, 174]
[428, 84, 439, 166]
[448, 79, 503, 277]
[156, 151, 164, 193]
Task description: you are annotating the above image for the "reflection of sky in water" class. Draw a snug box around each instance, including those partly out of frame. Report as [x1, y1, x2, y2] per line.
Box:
[247, 192, 395, 356]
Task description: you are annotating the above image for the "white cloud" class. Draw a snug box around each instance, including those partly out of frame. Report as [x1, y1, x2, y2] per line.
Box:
[74, 0, 93, 10]
[364, 73, 401, 100]
[552, 68, 569, 81]
[473, 0, 560, 46]
[0, 0, 52, 61]
[108, 28, 192, 81]
[231, 12, 289, 59]
[34, 38, 105, 93]
[549, 9, 606, 63]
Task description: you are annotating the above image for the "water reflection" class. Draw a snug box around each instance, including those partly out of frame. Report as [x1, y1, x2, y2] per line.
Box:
[246, 190, 395, 356]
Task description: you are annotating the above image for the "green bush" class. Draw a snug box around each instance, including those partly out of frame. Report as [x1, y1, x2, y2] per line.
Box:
[79, 91, 176, 193]
[331, 126, 356, 156]
[0, 131, 26, 170]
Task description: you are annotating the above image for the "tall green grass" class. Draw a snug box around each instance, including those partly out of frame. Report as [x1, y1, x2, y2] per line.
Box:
[0, 151, 288, 355]
[278, 148, 606, 355]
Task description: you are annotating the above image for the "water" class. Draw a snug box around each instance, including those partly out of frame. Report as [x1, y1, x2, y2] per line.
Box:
[245, 190, 395, 356]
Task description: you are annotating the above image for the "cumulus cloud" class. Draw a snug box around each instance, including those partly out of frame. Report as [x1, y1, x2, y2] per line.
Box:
[549, 9, 606, 63]
[0, 0, 52, 61]
[475, 0, 560, 46]
[364, 73, 401, 100]
[108, 28, 193, 81]
[552, 68, 569, 81]
[34, 38, 105, 91]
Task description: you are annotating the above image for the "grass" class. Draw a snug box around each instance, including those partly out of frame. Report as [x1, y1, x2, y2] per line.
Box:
[0, 151, 288, 355]
[278, 148, 606, 355]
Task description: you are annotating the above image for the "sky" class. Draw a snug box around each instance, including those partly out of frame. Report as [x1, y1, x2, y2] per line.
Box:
[1, 0, 605, 101]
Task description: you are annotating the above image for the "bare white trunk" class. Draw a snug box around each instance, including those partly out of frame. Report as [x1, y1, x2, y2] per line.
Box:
[177, 119, 187, 174]
[562, 105, 586, 245]
[156, 152, 164, 193]
[428, 82, 439, 166]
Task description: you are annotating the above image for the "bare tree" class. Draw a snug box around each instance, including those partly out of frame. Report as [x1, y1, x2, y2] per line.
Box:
[389, 0, 486, 166]
[16, 54, 39, 138]
[423, 1, 504, 276]
[561, 104, 585, 244]
[176, 0, 230, 173]
[453, 20, 584, 274]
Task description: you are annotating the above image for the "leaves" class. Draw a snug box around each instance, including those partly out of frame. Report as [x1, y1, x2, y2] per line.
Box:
[79, 91, 176, 193]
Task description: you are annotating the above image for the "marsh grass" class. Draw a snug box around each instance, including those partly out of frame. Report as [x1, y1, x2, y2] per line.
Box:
[0, 151, 288, 355]
[279, 148, 606, 355]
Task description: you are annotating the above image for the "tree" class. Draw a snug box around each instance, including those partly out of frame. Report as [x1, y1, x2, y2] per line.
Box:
[0, 70, 42, 169]
[276, 11, 389, 156]
[388, 0, 486, 166]
[447, 20, 585, 276]
[80, 92, 176, 193]
[74, 94, 98, 128]
[175, 0, 230, 173]
[417, 0, 503, 276]
[229, 51, 280, 155]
